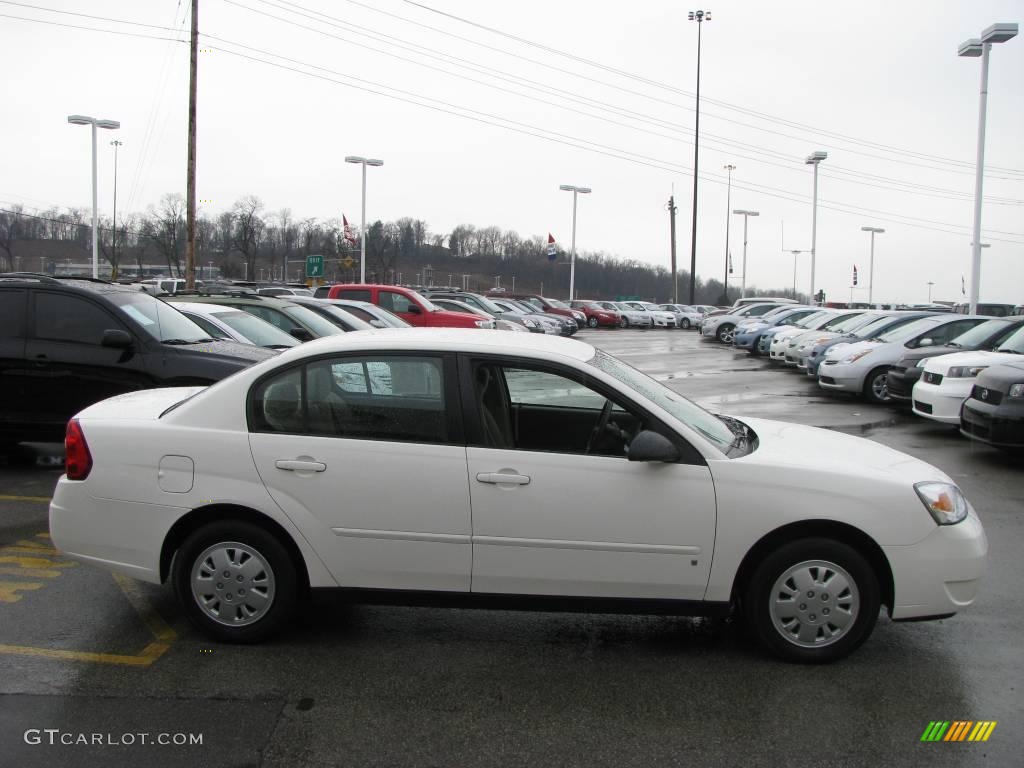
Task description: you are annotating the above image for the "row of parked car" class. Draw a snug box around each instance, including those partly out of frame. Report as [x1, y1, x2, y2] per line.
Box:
[699, 299, 1024, 451]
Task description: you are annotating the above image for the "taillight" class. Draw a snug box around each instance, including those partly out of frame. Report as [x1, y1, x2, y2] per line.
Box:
[65, 419, 93, 481]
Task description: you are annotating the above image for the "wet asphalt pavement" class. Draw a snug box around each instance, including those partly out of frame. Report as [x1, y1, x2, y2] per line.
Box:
[0, 328, 1020, 767]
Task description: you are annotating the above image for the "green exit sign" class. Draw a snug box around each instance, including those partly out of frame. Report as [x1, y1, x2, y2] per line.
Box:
[306, 254, 324, 277]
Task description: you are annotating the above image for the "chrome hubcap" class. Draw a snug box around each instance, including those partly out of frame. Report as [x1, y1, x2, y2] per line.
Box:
[770, 559, 858, 648]
[191, 541, 275, 626]
[872, 374, 890, 401]
[720, 327, 735, 343]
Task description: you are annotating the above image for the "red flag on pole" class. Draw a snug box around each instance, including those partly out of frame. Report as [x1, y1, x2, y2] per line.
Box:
[343, 214, 356, 245]
[546, 233, 557, 261]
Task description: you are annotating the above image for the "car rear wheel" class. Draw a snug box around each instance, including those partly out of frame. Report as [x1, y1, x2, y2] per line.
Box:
[173, 520, 298, 643]
[587, 316, 599, 328]
[717, 324, 736, 344]
[863, 367, 892, 404]
[680, 318, 691, 330]
[744, 538, 879, 663]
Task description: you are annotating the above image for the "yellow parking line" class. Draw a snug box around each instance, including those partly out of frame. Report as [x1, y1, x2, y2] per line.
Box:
[0, 642, 171, 667]
[0, 567, 63, 579]
[0, 581, 45, 603]
[0, 495, 52, 503]
[113, 574, 178, 643]
[13, 540, 59, 553]
[0, 547, 66, 558]
[0, 556, 75, 570]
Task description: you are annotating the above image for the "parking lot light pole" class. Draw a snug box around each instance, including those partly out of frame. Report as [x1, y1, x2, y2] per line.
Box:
[345, 156, 384, 284]
[68, 115, 120, 278]
[860, 227, 884, 306]
[805, 151, 827, 303]
[790, 250, 803, 299]
[732, 210, 759, 298]
[559, 184, 591, 301]
[958, 23, 1017, 315]
[722, 164, 735, 303]
[686, 9, 711, 305]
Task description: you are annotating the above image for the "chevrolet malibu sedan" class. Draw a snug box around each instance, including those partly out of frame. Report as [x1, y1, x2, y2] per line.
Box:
[50, 330, 987, 664]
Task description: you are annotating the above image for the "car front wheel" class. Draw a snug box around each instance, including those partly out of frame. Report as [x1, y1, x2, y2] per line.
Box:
[172, 520, 298, 643]
[680, 318, 691, 329]
[619, 317, 629, 328]
[587, 316, 599, 328]
[863, 367, 892, 404]
[744, 538, 880, 663]
[716, 324, 736, 344]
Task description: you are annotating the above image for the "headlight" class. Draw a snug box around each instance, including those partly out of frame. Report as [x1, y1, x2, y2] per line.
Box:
[1008, 383, 1024, 398]
[916, 359, 929, 368]
[522, 318, 538, 328]
[914, 482, 968, 526]
[841, 350, 873, 364]
[947, 365, 988, 378]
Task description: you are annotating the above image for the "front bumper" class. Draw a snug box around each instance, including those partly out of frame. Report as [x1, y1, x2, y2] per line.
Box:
[886, 366, 922, 402]
[960, 397, 1024, 448]
[734, 331, 759, 350]
[817, 361, 865, 393]
[911, 379, 973, 425]
[885, 509, 987, 620]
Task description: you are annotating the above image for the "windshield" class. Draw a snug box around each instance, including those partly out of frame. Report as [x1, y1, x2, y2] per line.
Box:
[281, 304, 346, 336]
[581, 301, 604, 310]
[876, 316, 943, 343]
[406, 290, 439, 312]
[793, 311, 830, 329]
[819, 312, 859, 330]
[546, 299, 571, 309]
[828, 312, 881, 334]
[996, 326, 1024, 353]
[854, 315, 909, 338]
[111, 293, 212, 343]
[589, 350, 739, 455]
[950, 318, 1014, 348]
[215, 310, 300, 347]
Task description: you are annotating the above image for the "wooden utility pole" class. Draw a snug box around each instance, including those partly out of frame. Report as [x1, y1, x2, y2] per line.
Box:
[185, 0, 198, 289]
[668, 195, 678, 303]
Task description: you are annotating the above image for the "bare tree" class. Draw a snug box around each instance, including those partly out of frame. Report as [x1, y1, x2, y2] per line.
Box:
[230, 195, 265, 282]
[0, 205, 22, 271]
[142, 193, 186, 276]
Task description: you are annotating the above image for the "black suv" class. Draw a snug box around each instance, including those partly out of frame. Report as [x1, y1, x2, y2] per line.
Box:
[0, 274, 276, 447]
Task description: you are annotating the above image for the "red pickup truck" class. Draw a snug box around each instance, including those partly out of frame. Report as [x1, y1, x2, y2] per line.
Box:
[326, 284, 494, 329]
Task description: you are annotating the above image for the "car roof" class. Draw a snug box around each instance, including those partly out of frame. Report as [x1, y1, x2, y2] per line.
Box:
[166, 294, 298, 309]
[0, 273, 145, 295]
[270, 327, 596, 363]
[170, 301, 243, 315]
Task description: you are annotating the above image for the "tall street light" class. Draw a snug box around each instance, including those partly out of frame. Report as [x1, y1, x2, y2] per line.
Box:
[790, 250, 803, 299]
[860, 226, 884, 306]
[68, 114, 120, 278]
[559, 184, 591, 301]
[805, 151, 827, 302]
[722, 163, 735, 303]
[686, 9, 711, 304]
[345, 155, 384, 284]
[732, 209, 759, 298]
[110, 140, 123, 277]
[958, 22, 1017, 315]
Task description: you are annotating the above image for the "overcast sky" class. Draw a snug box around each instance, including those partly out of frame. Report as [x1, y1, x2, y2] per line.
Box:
[3, 0, 1022, 304]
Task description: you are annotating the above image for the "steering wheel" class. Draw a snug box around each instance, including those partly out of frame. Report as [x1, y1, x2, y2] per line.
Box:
[585, 399, 614, 454]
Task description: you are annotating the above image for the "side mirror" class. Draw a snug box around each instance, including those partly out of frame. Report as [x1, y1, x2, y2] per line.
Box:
[369, 320, 388, 328]
[917, 337, 934, 348]
[289, 327, 314, 342]
[627, 430, 680, 463]
[101, 329, 133, 349]
[406, 304, 423, 314]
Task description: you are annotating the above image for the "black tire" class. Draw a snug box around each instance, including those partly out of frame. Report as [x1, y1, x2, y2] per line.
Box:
[172, 520, 299, 643]
[680, 318, 691, 330]
[619, 317, 629, 328]
[587, 316, 599, 329]
[862, 366, 892, 404]
[716, 323, 736, 344]
[744, 537, 880, 664]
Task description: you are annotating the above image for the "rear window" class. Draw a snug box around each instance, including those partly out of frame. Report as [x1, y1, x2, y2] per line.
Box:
[337, 289, 372, 302]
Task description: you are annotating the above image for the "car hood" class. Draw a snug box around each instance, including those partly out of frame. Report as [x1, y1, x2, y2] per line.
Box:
[922, 350, 1020, 374]
[734, 416, 951, 484]
[166, 339, 277, 362]
[973, 360, 1024, 391]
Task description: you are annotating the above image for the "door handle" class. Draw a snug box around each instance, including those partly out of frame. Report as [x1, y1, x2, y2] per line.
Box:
[275, 459, 327, 472]
[476, 472, 530, 486]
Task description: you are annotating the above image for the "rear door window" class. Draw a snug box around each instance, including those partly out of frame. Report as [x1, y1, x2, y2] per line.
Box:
[33, 293, 122, 344]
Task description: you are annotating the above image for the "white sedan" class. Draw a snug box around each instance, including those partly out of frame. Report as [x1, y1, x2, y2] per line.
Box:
[912, 326, 1024, 423]
[50, 330, 987, 663]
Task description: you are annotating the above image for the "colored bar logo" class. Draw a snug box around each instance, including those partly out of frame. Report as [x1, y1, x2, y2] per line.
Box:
[920, 721, 997, 742]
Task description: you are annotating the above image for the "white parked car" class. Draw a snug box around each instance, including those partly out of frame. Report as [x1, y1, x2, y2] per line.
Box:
[819, 315, 988, 403]
[912, 326, 1024, 424]
[603, 301, 652, 328]
[171, 301, 302, 350]
[658, 303, 704, 330]
[702, 303, 788, 344]
[50, 330, 987, 663]
[768, 311, 838, 362]
[625, 301, 677, 329]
